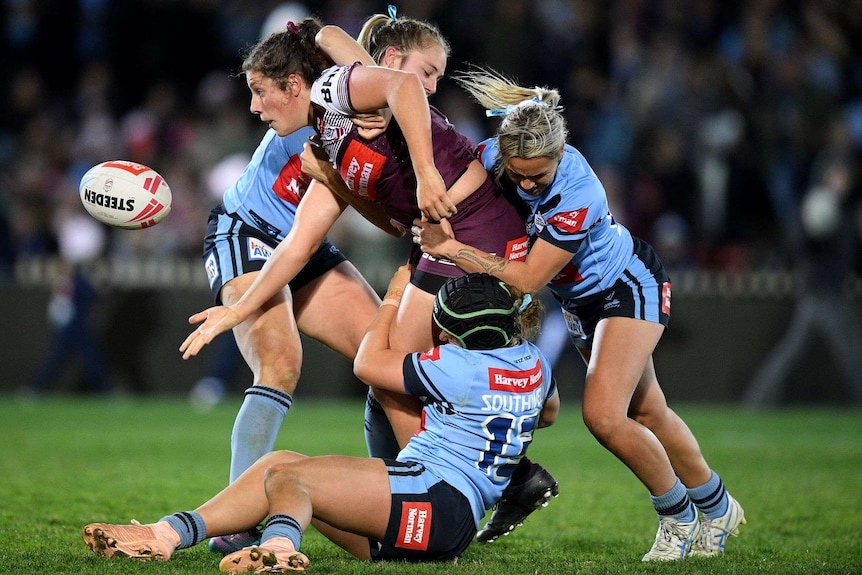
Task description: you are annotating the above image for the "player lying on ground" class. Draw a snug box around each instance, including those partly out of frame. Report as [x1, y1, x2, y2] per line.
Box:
[84, 267, 560, 572]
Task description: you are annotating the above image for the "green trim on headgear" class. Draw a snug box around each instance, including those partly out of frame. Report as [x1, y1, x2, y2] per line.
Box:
[432, 273, 519, 350]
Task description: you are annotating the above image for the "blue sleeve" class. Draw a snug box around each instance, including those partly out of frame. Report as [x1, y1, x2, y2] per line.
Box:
[476, 138, 500, 172]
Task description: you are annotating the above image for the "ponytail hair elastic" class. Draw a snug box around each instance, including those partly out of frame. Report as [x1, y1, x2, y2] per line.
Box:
[518, 293, 533, 313]
[388, 4, 398, 20]
[486, 96, 542, 117]
[286, 21, 299, 34]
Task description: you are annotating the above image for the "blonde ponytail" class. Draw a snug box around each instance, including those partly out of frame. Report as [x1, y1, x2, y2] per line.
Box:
[454, 65, 568, 167]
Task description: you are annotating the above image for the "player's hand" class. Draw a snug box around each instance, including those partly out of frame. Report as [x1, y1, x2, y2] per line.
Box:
[179, 306, 243, 360]
[411, 217, 455, 257]
[352, 111, 389, 139]
[387, 264, 413, 293]
[415, 169, 456, 222]
[300, 135, 334, 183]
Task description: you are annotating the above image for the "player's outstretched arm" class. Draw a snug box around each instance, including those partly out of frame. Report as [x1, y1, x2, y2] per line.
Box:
[180, 185, 344, 359]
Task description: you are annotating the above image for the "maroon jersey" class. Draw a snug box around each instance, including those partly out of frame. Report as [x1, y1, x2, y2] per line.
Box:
[310, 64, 527, 282]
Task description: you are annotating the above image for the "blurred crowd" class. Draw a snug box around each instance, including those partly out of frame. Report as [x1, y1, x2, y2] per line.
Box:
[1, 0, 861, 287]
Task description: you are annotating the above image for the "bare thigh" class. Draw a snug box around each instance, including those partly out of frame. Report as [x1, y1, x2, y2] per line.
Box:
[221, 272, 302, 392]
[581, 316, 665, 425]
[293, 261, 380, 360]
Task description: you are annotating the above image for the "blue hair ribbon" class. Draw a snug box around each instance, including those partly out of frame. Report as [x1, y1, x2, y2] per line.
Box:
[388, 4, 398, 20]
[518, 293, 533, 313]
[485, 96, 542, 117]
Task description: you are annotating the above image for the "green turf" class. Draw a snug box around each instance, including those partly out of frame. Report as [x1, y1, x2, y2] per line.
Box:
[1, 396, 860, 574]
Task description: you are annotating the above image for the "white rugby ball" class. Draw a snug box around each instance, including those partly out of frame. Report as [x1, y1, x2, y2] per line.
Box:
[79, 160, 172, 229]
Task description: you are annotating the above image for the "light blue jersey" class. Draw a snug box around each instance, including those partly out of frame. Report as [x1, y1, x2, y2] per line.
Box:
[222, 126, 316, 240]
[399, 341, 557, 525]
[476, 138, 672, 348]
[478, 138, 636, 300]
[202, 125, 348, 304]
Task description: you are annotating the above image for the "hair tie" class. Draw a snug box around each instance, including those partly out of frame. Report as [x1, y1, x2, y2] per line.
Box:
[286, 21, 299, 34]
[486, 96, 542, 117]
[388, 4, 398, 20]
[518, 293, 533, 313]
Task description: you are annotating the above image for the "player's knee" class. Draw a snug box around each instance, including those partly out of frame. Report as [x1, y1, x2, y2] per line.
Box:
[251, 339, 302, 391]
[264, 461, 305, 494]
[581, 404, 622, 443]
[630, 408, 659, 430]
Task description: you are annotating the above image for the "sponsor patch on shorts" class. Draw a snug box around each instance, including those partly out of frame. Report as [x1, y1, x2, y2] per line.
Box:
[662, 281, 672, 315]
[395, 502, 432, 551]
[506, 235, 529, 261]
[205, 252, 219, 288]
[562, 308, 586, 339]
[247, 237, 273, 261]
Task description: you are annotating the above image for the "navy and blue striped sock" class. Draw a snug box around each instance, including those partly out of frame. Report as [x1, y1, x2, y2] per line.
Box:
[687, 470, 728, 519]
[650, 479, 696, 522]
[261, 514, 303, 551]
[160, 511, 207, 549]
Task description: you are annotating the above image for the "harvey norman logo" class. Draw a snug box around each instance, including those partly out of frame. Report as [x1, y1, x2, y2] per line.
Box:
[341, 140, 385, 201]
[488, 361, 542, 393]
[395, 502, 432, 551]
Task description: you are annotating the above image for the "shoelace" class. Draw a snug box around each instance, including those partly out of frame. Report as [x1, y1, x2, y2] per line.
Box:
[653, 519, 692, 552]
[695, 517, 715, 551]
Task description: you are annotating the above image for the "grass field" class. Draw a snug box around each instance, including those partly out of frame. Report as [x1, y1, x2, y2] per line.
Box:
[1, 396, 860, 575]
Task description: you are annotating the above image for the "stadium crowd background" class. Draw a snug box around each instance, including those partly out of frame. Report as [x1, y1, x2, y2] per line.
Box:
[1, 0, 860, 399]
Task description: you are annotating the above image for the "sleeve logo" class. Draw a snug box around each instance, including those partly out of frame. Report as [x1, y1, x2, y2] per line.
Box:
[548, 209, 588, 234]
[662, 281, 672, 315]
[340, 140, 386, 201]
[419, 347, 441, 362]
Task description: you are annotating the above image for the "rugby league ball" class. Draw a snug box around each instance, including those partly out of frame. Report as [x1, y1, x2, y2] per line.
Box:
[79, 160, 172, 229]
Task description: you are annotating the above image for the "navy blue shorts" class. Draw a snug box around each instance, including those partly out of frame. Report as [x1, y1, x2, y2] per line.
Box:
[202, 204, 347, 304]
[557, 237, 671, 349]
[370, 459, 476, 562]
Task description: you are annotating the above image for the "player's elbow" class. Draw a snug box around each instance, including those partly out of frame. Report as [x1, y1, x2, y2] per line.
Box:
[353, 354, 374, 387]
[315, 26, 341, 51]
[538, 394, 560, 428]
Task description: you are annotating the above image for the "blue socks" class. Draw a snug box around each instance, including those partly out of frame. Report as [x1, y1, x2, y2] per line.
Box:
[160, 511, 206, 549]
[230, 386, 292, 482]
[687, 470, 729, 519]
[650, 479, 697, 522]
[261, 514, 303, 551]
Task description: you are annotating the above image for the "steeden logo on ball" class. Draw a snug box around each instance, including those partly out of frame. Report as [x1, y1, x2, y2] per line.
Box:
[79, 160, 172, 229]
